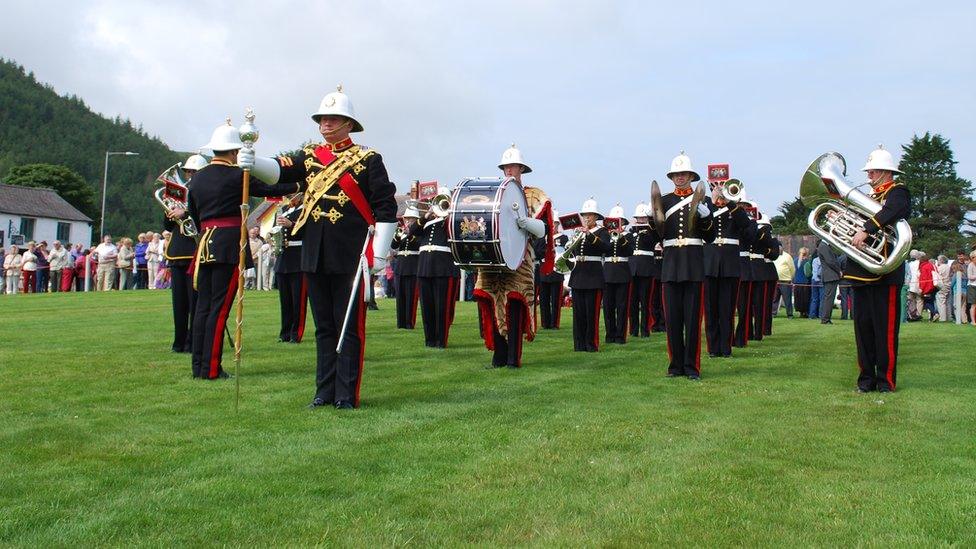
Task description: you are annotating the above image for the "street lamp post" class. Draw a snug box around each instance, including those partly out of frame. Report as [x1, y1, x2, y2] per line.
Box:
[100, 151, 140, 239]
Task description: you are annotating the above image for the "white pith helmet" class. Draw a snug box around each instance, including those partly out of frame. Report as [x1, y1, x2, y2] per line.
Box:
[403, 206, 421, 219]
[437, 186, 451, 197]
[580, 198, 603, 219]
[183, 154, 208, 171]
[203, 118, 244, 152]
[608, 204, 629, 225]
[758, 211, 771, 226]
[861, 144, 902, 174]
[498, 143, 532, 173]
[311, 84, 364, 132]
[633, 202, 649, 218]
[667, 151, 701, 182]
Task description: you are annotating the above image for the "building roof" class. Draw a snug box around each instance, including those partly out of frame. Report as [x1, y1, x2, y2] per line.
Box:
[0, 183, 93, 222]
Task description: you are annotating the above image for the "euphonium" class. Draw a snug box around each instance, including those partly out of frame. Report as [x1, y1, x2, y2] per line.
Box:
[800, 152, 912, 275]
[155, 163, 198, 237]
[554, 230, 586, 274]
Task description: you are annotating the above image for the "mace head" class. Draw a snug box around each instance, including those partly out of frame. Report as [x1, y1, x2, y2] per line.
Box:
[239, 107, 259, 147]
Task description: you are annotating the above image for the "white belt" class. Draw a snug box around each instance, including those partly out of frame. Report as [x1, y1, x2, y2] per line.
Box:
[606, 256, 627, 263]
[284, 240, 303, 248]
[663, 238, 703, 247]
[420, 245, 451, 253]
[764, 259, 774, 264]
[749, 253, 764, 259]
[579, 256, 603, 262]
[397, 250, 420, 256]
[711, 238, 739, 246]
[633, 250, 654, 256]
[739, 252, 751, 257]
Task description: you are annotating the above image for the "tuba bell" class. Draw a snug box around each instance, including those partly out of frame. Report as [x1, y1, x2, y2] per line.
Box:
[800, 152, 912, 275]
[155, 163, 198, 237]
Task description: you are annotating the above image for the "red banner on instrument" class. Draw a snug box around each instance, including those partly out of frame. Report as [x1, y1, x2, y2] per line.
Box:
[603, 217, 624, 231]
[163, 181, 188, 202]
[558, 213, 583, 230]
[707, 163, 730, 183]
[417, 181, 438, 201]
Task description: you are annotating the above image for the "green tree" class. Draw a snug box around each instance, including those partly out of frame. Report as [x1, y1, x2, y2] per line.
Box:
[770, 196, 812, 235]
[4, 163, 97, 218]
[898, 133, 976, 254]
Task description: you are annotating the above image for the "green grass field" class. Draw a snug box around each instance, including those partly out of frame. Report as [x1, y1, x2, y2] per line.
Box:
[1, 291, 974, 546]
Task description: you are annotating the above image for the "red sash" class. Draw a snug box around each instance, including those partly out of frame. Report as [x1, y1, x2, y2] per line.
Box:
[313, 144, 377, 267]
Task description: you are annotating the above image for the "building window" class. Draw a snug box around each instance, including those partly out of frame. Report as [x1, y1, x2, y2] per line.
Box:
[57, 222, 71, 242]
[19, 218, 35, 241]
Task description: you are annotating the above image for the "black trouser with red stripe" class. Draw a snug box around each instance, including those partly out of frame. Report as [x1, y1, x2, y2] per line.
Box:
[419, 276, 457, 347]
[603, 282, 631, 344]
[492, 299, 526, 367]
[629, 276, 653, 337]
[750, 280, 767, 341]
[705, 276, 738, 357]
[539, 280, 563, 329]
[650, 277, 665, 331]
[395, 274, 419, 329]
[853, 284, 900, 391]
[191, 263, 238, 379]
[571, 288, 601, 352]
[170, 260, 195, 353]
[763, 281, 775, 335]
[277, 272, 307, 342]
[663, 281, 704, 376]
[733, 281, 752, 347]
[306, 272, 367, 406]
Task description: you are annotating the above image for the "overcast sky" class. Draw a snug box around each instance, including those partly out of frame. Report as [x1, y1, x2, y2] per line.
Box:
[3, 0, 974, 217]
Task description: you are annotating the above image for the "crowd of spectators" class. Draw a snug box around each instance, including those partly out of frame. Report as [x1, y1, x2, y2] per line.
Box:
[773, 241, 976, 325]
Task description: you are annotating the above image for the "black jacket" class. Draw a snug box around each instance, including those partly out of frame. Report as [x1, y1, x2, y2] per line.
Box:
[187, 162, 298, 266]
[658, 191, 716, 282]
[276, 142, 398, 274]
[417, 217, 460, 278]
[603, 230, 634, 284]
[274, 205, 305, 274]
[628, 224, 658, 277]
[747, 225, 775, 282]
[568, 227, 611, 289]
[162, 216, 197, 266]
[843, 184, 911, 286]
[392, 221, 421, 276]
[704, 202, 756, 278]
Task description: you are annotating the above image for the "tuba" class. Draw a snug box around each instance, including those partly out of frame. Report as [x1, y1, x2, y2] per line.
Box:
[155, 163, 198, 237]
[800, 152, 912, 275]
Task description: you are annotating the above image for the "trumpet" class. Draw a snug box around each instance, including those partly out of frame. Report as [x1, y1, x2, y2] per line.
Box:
[155, 163, 197, 237]
[800, 152, 912, 275]
[717, 178, 745, 202]
[406, 193, 451, 218]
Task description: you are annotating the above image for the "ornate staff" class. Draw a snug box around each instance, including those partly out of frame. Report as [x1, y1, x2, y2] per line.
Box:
[234, 108, 259, 412]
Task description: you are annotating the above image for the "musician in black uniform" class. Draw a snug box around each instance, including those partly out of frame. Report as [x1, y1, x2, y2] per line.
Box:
[629, 203, 657, 338]
[761, 226, 782, 336]
[654, 152, 715, 379]
[417, 187, 461, 348]
[650, 240, 665, 332]
[733, 200, 760, 347]
[540, 230, 568, 329]
[567, 200, 611, 352]
[703, 181, 756, 358]
[391, 207, 421, 329]
[240, 86, 398, 408]
[845, 145, 911, 393]
[162, 153, 206, 353]
[183, 122, 302, 380]
[602, 205, 634, 344]
[273, 193, 308, 343]
[748, 218, 774, 342]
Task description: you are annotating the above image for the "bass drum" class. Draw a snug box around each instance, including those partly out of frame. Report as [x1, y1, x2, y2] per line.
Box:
[448, 177, 528, 271]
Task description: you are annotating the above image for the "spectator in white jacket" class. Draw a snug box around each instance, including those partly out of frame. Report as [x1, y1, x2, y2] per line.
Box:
[905, 250, 921, 321]
[3, 246, 23, 294]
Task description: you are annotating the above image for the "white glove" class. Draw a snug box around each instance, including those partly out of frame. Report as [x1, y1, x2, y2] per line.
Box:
[370, 222, 397, 274]
[697, 203, 711, 218]
[237, 148, 254, 170]
[516, 217, 546, 238]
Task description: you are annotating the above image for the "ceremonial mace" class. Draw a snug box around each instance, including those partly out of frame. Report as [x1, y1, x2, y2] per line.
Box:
[234, 108, 259, 412]
[337, 225, 374, 353]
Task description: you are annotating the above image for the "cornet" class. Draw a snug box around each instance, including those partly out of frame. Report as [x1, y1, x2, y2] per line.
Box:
[406, 193, 452, 218]
[155, 163, 198, 237]
[717, 178, 745, 202]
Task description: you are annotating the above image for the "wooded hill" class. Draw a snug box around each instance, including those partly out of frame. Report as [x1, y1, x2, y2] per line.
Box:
[0, 58, 184, 239]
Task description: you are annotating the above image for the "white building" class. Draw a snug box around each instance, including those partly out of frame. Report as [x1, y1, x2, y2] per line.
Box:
[0, 183, 93, 248]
